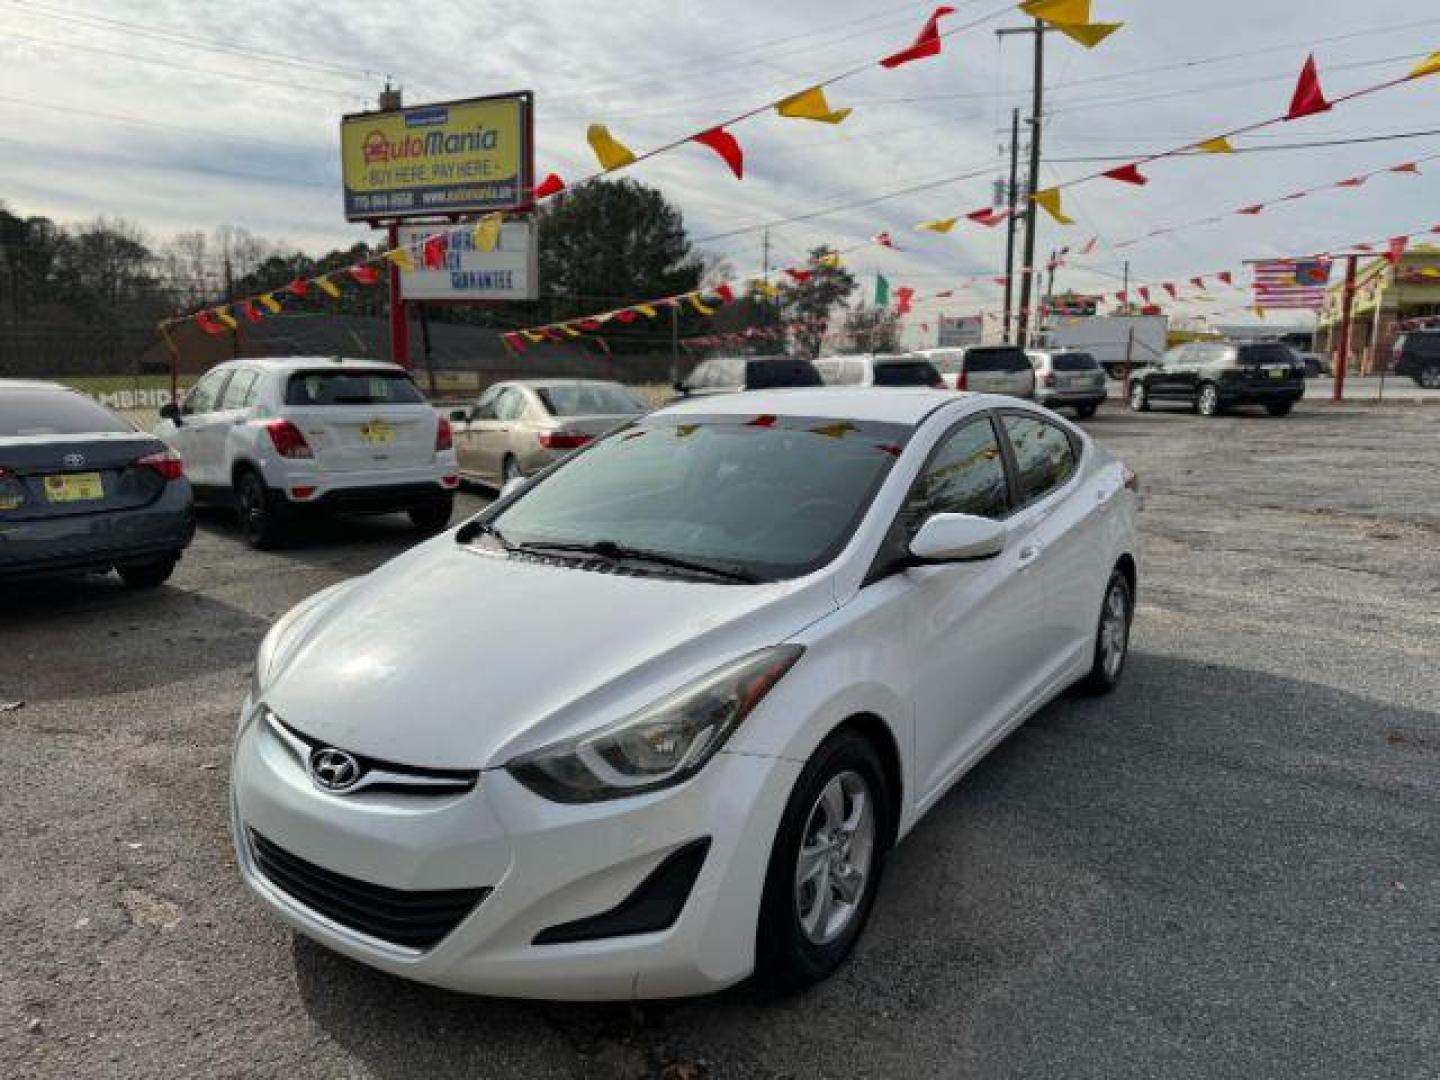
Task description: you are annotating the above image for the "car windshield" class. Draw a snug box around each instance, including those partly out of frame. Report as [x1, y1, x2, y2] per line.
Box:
[0, 389, 132, 437]
[484, 414, 913, 581]
[1052, 352, 1099, 372]
[965, 347, 1027, 373]
[873, 361, 942, 387]
[285, 370, 425, 406]
[536, 383, 645, 417]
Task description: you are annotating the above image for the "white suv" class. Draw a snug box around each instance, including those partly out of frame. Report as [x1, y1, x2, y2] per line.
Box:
[156, 358, 458, 548]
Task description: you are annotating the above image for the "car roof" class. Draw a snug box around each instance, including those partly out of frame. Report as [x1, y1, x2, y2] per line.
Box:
[215, 356, 407, 374]
[493, 378, 627, 389]
[657, 388, 979, 424]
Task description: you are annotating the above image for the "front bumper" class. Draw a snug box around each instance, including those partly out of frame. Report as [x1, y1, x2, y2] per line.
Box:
[230, 699, 800, 1000]
[0, 488, 195, 579]
[1218, 382, 1305, 404]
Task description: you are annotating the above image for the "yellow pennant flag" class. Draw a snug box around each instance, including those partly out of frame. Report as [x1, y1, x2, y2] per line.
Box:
[775, 86, 853, 125]
[473, 211, 503, 252]
[634, 303, 658, 319]
[258, 293, 283, 314]
[1051, 20, 1122, 48]
[688, 293, 717, 316]
[314, 275, 341, 299]
[1410, 51, 1440, 79]
[385, 247, 415, 272]
[817, 253, 842, 268]
[917, 217, 960, 234]
[1020, 0, 1090, 22]
[561, 325, 581, 338]
[523, 330, 546, 343]
[1032, 187, 1074, 225]
[751, 278, 780, 298]
[214, 306, 238, 329]
[1195, 136, 1235, 154]
[587, 123, 636, 172]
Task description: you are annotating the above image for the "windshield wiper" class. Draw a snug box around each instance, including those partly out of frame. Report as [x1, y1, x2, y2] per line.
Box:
[514, 539, 763, 583]
[455, 520, 512, 549]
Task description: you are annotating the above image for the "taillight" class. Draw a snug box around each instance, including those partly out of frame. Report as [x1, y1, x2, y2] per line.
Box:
[1122, 465, 1139, 493]
[1041, 372, 1057, 387]
[265, 419, 313, 459]
[956, 371, 968, 391]
[435, 417, 453, 453]
[538, 432, 593, 450]
[136, 448, 184, 481]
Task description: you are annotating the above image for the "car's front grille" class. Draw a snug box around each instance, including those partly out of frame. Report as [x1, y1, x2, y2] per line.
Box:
[248, 830, 489, 951]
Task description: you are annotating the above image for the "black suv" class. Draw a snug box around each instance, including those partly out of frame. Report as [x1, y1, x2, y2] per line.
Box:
[1128, 342, 1304, 417]
[675, 355, 823, 397]
[1391, 331, 1440, 388]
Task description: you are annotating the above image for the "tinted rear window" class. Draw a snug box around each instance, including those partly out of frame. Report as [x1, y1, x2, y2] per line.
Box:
[285, 370, 426, 406]
[746, 360, 822, 389]
[965, 347, 1029, 373]
[1052, 352, 1099, 372]
[537, 384, 645, 416]
[0, 388, 131, 437]
[1236, 345, 1295, 366]
[873, 361, 942, 387]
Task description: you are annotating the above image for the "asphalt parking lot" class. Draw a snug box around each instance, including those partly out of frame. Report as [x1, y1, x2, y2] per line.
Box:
[2, 401, 1436, 1080]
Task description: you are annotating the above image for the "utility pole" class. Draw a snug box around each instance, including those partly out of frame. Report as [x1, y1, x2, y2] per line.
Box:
[995, 17, 1049, 349]
[1333, 254, 1360, 402]
[1002, 107, 1021, 344]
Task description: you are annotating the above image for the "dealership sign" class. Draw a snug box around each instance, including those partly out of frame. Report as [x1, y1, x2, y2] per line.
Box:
[341, 93, 533, 221]
[396, 221, 539, 301]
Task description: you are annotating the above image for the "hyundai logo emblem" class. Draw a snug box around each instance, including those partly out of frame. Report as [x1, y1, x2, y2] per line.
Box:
[62, 452, 86, 468]
[308, 747, 362, 791]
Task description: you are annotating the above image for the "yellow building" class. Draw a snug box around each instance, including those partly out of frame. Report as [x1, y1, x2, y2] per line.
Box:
[1315, 245, 1440, 373]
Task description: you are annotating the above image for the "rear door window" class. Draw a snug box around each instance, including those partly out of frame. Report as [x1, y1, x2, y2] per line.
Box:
[746, 360, 822, 389]
[285, 370, 425, 406]
[1001, 414, 1078, 505]
[494, 388, 529, 421]
[219, 369, 258, 410]
[1237, 344, 1296, 366]
[183, 369, 230, 414]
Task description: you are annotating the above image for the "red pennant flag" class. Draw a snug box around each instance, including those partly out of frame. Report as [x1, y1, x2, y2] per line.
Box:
[287, 278, 310, 298]
[992, 276, 1009, 286]
[349, 264, 379, 286]
[966, 207, 1007, 227]
[1162, 283, 1178, 300]
[873, 231, 895, 248]
[1079, 236, 1098, 255]
[1336, 176, 1367, 188]
[1286, 54, 1332, 120]
[1391, 162, 1421, 174]
[879, 5, 956, 69]
[693, 127, 744, 179]
[1115, 291, 1128, 303]
[195, 311, 226, 336]
[579, 318, 605, 330]
[1138, 286, 1152, 303]
[1190, 277, 1206, 289]
[713, 283, 736, 303]
[786, 268, 813, 284]
[612, 310, 638, 324]
[1237, 204, 1265, 215]
[1103, 163, 1149, 186]
[503, 331, 526, 353]
[239, 300, 263, 323]
[1218, 271, 1234, 286]
[895, 286, 915, 315]
[533, 173, 566, 199]
[1387, 236, 1410, 264]
[423, 233, 447, 269]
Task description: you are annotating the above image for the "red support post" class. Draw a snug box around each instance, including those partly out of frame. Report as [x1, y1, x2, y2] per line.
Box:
[1333, 254, 1358, 402]
[387, 222, 410, 368]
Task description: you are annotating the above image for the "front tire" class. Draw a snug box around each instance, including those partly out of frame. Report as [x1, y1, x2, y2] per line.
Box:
[755, 730, 890, 995]
[1128, 381, 1150, 412]
[1266, 401, 1294, 417]
[1075, 403, 1099, 420]
[116, 556, 178, 589]
[1078, 569, 1133, 695]
[235, 469, 285, 550]
[1417, 363, 1440, 389]
[408, 497, 454, 534]
[1197, 383, 1222, 417]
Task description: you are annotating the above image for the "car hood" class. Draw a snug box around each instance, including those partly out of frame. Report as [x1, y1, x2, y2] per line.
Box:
[262, 538, 837, 770]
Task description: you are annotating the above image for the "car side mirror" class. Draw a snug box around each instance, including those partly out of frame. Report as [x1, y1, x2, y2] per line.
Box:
[908, 513, 1007, 563]
[159, 401, 181, 422]
[449, 409, 468, 423]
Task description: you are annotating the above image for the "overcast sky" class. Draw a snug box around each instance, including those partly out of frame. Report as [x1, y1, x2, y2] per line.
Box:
[3, 0, 1438, 335]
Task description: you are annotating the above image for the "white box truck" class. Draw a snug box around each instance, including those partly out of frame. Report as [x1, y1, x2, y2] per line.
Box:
[1035, 315, 1169, 380]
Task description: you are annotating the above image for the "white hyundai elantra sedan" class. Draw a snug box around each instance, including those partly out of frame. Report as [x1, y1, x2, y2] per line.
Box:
[233, 389, 1138, 1000]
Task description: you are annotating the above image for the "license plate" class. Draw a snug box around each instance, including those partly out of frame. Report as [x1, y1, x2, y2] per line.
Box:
[1268, 367, 1285, 379]
[44, 472, 104, 503]
[360, 422, 395, 445]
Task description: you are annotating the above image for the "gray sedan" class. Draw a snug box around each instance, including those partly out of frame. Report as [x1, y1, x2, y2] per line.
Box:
[451, 379, 646, 486]
[0, 380, 195, 586]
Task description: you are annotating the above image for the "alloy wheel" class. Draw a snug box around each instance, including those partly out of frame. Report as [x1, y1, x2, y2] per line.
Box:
[1099, 579, 1130, 680]
[239, 476, 266, 544]
[1198, 386, 1219, 416]
[1129, 383, 1146, 411]
[794, 770, 876, 946]
[1421, 364, 1440, 389]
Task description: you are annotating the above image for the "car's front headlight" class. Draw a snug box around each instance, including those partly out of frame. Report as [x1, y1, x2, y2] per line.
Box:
[505, 645, 804, 803]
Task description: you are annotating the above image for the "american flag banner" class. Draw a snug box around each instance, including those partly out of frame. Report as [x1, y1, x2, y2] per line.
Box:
[1251, 258, 1333, 309]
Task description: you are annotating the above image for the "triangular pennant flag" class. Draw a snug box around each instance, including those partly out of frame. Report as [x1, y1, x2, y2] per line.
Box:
[473, 212, 503, 252]
[286, 278, 310, 298]
[1336, 176, 1367, 188]
[1286, 54, 1332, 121]
[1020, 0, 1089, 21]
[1195, 136, 1235, 154]
[533, 173, 566, 199]
[1237, 204, 1265, 215]
[635, 303, 658, 318]
[1190, 277, 1206, 290]
[611, 310, 638, 325]
[1387, 236, 1410, 264]
[917, 217, 960, 233]
[1218, 271, 1234, 286]
[714, 283, 736, 303]
[1032, 186, 1074, 224]
[875, 274, 891, 306]
[502, 331, 526, 354]
[1409, 51, 1440, 80]
[258, 293, 283, 314]
[775, 86, 853, 124]
[215, 306, 238, 330]
[1162, 283, 1178, 300]
[688, 293, 716, 316]
[587, 124, 636, 172]
[385, 247, 415, 272]
[560, 325, 581, 338]
[816, 253, 842, 269]
[1050, 21, 1123, 48]
[349, 264, 380, 286]
[966, 207, 1007, 227]
[786, 268, 813, 284]
[1114, 291, 1128, 304]
[579, 317, 605, 330]
[195, 311, 225, 336]
[237, 300, 262, 324]
[879, 5, 956, 69]
[314, 275, 341, 299]
[1137, 286, 1151, 303]
[522, 330, 546, 343]
[1079, 236, 1098, 256]
[1102, 162, 1148, 185]
[422, 234, 448, 270]
[1391, 162, 1421, 175]
[872, 231, 895, 248]
[693, 127, 744, 179]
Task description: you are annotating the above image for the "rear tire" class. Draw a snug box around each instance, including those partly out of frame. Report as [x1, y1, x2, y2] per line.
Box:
[1078, 569, 1133, 695]
[235, 469, 285, 550]
[1075, 403, 1099, 420]
[1266, 402, 1294, 417]
[116, 556, 178, 589]
[1128, 381, 1150, 412]
[1417, 363, 1440, 389]
[408, 497, 454, 534]
[755, 729, 890, 996]
[1197, 383, 1221, 417]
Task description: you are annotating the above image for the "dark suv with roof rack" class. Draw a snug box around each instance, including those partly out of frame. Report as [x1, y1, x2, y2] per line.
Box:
[1392, 331, 1440, 389]
[1127, 341, 1304, 417]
